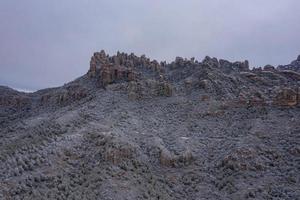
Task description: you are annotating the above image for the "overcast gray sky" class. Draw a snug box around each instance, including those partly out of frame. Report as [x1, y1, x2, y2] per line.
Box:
[0, 0, 300, 91]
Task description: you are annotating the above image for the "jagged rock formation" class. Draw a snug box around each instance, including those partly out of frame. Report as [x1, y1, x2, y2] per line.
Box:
[278, 55, 300, 72]
[88, 50, 172, 99]
[0, 51, 300, 199]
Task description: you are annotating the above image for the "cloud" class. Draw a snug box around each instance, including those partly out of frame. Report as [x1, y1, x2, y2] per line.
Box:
[0, 0, 299, 90]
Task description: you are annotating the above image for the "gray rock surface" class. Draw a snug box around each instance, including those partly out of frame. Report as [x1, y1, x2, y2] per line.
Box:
[277, 55, 300, 72]
[0, 51, 300, 199]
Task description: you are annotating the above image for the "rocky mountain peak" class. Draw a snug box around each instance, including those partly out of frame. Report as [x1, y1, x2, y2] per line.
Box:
[85, 51, 300, 106]
[277, 55, 300, 72]
[88, 50, 163, 83]
[1, 51, 300, 199]
[1, 51, 300, 115]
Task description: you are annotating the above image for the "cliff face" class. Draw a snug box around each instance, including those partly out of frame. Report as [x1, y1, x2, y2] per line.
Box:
[0, 52, 300, 200]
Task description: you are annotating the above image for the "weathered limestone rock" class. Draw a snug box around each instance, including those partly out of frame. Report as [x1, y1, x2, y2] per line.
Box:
[199, 79, 212, 91]
[179, 149, 193, 165]
[89, 59, 97, 77]
[220, 147, 266, 171]
[98, 64, 137, 86]
[159, 82, 173, 97]
[54, 86, 88, 104]
[0, 93, 31, 108]
[277, 55, 300, 72]
[243, 60, 249, 70]
[128, 81, 142, 100]
[246, 91, 266, 107]
[40, 94, 51, 104]
[127, 80, 173, 100]
[89, 132, 136, 165]
[89, 50, 109, 77]
[184, 77, 195, 93]
[159, 148, 194, 167]
[175, 57, 184, 67]
[200, 95, 210, 102]
[219, 59, 231, 68]
[274, 88, 298, 107]
[104, 144, 135, 164]
[232, 61, 249, 71]
[89, 50, 165, 89]
[203, 56, 219, 68]
[99, 64, 114, 86]
[150, 60, 160, 71]
[160, 148, 176, 167]
[57, 92, 69, 104]
[263, 65, 275, 71]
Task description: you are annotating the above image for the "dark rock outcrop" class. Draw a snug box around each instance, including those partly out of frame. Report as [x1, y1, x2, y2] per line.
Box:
[88, 50, 173, 99]
[277, 55, 300, 72]
[274, 88, 299, 107]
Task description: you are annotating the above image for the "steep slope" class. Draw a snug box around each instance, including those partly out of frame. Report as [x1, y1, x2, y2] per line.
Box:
[0, 51, 300, 199]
